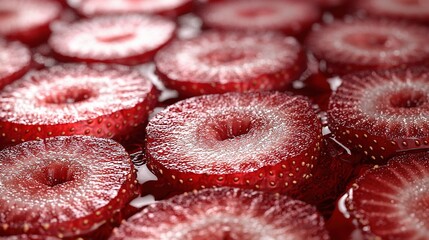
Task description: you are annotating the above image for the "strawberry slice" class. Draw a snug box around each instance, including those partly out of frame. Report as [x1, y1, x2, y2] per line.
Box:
[0, 0, 62, 46]
[328, 67, 429, 162]
[352, 0, 429, 23]
[0, 40, 31, 90]
[346, 152, 429, 239]
[0, 64, 158, 148]
[154, 31, 306, 97]
[0, 136, 139, 238]
[109, 187, 330, 240]
[306, 19, 429, 76]
[146, 92, 323, 196]
[198, 0, 321, 36]
[68, 0, 193, 18]
[49, 15, 176, 65]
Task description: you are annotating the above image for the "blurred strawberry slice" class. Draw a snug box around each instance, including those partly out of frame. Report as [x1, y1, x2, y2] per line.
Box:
[0, 40, 31, 90]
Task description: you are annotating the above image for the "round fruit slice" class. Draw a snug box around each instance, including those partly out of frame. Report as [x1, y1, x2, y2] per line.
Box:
[306, 19, 429, 76]
[352, 0, 429, 23]
[155, 31, 306, 97]
[49, 15, 176, 65]
[0, 64, 158, 147]
[0, 0, 62, 46]
[146, 92, 323, 196]
[198, 0, 321, 36]
[328, 67, 429, 162]
[346, 152, 429, 239]
[0, 136, 139, 238]
[0, 40, 31, 90]
[109, 187, 330, 240]
[68, 0, 193, 17]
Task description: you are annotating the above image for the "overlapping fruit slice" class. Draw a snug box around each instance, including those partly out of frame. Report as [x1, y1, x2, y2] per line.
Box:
[0, 0, 62, 46]
[0, 40, 31, 90]
[346, 152, 429, 239]
[198, 0, 320, 36]
[0, 64, 158, 147]
[0, 136, 139, 238]
[146, 92, 323, 196]
[155, 31, 306, 97]
[328, 67, 429, 162]
[68, 0, 193, 17]
[306, 19, 429, 75]
[352, 0, 429, 23]
[49, 15, 176, 65]
[109, 187, 330, 240]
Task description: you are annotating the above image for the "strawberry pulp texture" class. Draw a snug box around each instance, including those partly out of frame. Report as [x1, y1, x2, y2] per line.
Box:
[49, 14, 176, 66]
[146, 92, 323, 197]
[328, 67, 429, 162]
[0, 64, 158, 148]
[346, 152, 429, 239]
[155, 31, 306, 97]
[0, 40, 31, 90]
[109, 187, 330, 240]
[0, 0, 62, 46]
[0, 136, 139, 238]
[306, 19, 429, 76]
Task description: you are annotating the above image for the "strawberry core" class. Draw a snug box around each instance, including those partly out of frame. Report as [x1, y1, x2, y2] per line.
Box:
[237, 7, 275, 18]
[212, 117, 253, 141]
[201, 49, 256, 65]
[33, 163, 76, 187]
[96, 32, 135, 43]
[345, 33, 400, 50]
[389, 91, 427, 108]
[44, 88, 95, 104]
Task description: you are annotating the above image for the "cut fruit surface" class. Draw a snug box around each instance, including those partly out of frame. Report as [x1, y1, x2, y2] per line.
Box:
[352, 0, 429, 23]
[155, 31, 306, 97]
[306, 19, 429, 75]
[0, 40, 31, 90]
[68, 0, 193, 17]
[146, 92, 322, 195]
[109, 187, 330, 240]
[0, 136, 138, 238]
[49, 15, 176, 65]
[346, 152, 429, 239]
[0, 0, 62, 46]
[328, 67, 429, 162]
[0, 64, 158, 147]
[198, 0, 321, 36]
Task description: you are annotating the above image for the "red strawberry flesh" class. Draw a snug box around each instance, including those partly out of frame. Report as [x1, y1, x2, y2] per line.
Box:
[198, 0, 320, 36]
[0, 40, 31, 90]
[306, 19, 429, 75]
[155, 31, 306, 97]
[0, 136, 138, 238]
[68, 0, 193, 17]
[0, 64, 158, 147]
[109, 187, 330, 240]
[49, 15, 176, 65]
[352, 0, 429, 23]
[0, 0, 62, 46]
[328, 67, 429, 162]
[346, 152, 429, 239]
[146, 92, 322, 195]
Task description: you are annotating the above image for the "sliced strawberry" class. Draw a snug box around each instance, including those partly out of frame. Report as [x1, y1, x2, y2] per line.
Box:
[155, 31, 306, 97]
[0, 0, 62, 46]
[306, 19, 429, 76]
[198, 0, 321, 36]
[328, 67, 429, 162]
[352, 0, 429, 23]
[146, 92, 323, 196]
[0, 136, 139, 238]
[110, 187, 330, 240]
[0, 64, 158, 148]
[49, 15, 176, 65]
[0, 40, 31, 89]
[68, 0, 193, 18]
[346, 152, 429, 239]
